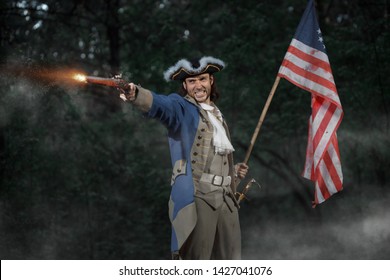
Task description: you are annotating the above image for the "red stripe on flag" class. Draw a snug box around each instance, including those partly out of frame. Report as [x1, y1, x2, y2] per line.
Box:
[286, 45, 331, 73]
[323, 148, 343, 191]
[280, 58, 337, 93]
[316, 168, 331, 201]
[312, 102, 337, 150]
[311, 95, 323, 121]
[277, 73, 340, 109]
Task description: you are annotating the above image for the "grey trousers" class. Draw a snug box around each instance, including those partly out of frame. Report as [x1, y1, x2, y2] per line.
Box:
[180, 197, 241, 260]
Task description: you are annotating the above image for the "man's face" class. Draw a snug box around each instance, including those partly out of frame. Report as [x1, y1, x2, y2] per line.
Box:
[183, 73, 214, 104]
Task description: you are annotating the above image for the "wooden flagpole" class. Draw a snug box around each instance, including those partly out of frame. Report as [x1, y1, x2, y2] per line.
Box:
[243, 76, 281, 164]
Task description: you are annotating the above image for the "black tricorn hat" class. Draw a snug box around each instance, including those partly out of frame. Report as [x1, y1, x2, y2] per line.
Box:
[163, 56, 225, 82]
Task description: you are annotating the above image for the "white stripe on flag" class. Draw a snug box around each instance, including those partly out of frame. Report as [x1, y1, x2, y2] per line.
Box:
[312, 102, 341, 168]
[302, 117, 314, 179]
[278, 66, 341, 105]
[328, 140, 343, 183]
[281, 51, 335, 83]
[318, 156, 338, 195]
[315, 182, 325, 204]
[290, 39, 329, 64]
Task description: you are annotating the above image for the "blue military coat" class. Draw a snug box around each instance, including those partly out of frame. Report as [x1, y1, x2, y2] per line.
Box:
[143, 91, 237, 252]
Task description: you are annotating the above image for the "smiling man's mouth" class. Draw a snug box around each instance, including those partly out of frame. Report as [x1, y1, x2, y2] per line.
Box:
[194, 90, 206, 98]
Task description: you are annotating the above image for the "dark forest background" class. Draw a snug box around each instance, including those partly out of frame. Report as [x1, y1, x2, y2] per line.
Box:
[0, 0, 389, 260]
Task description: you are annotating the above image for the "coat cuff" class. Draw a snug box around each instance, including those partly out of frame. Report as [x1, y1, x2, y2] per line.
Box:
[131, 86, 153, 112]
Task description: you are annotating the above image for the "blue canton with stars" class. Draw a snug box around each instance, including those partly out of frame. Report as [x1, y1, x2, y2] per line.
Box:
[293, 0, 327, 52]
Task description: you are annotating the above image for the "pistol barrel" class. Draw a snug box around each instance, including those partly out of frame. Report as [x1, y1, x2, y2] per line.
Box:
[85, 76, 118, 87]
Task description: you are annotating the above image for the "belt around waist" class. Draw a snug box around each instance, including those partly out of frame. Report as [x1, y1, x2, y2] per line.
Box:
[200, 173, 231, 187]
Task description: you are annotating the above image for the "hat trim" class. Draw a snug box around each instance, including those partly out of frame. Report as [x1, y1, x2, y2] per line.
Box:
[163, 56, 225, 82]
[171, 64, 221, 80]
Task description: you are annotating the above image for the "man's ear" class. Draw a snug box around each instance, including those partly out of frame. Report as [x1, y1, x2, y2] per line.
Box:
[182, 81, 187, 90]
[210, 74, 214, 85]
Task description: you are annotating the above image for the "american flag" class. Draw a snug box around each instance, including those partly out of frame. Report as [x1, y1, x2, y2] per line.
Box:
[277, 0, 344, 206]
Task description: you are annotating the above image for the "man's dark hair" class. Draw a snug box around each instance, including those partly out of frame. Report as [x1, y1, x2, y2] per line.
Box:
[178, 74, 221, 103]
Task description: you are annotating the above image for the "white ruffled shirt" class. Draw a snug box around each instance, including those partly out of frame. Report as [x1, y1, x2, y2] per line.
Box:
[200, 103, 235, 155]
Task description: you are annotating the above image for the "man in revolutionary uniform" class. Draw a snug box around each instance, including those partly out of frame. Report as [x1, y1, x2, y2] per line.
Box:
[120, 56, 249, 260]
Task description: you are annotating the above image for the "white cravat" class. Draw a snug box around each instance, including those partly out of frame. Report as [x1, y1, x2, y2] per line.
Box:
[200, 103, 235, 155]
